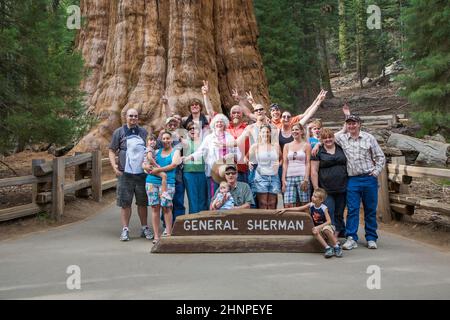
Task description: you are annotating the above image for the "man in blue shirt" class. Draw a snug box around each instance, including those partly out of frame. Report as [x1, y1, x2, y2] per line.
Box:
[109, 108, 153, 241]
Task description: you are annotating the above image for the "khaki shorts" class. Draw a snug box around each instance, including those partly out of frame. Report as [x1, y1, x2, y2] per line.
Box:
[320, 225, 336, 239]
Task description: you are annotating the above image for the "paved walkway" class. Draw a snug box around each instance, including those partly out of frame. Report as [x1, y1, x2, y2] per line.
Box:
[1, 203, 449, 299]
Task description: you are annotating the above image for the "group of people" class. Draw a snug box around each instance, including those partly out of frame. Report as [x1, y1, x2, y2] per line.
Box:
[109, 81, 386, 258]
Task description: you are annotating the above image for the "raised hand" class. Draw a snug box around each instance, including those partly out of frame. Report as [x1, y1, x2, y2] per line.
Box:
[245, 91, 255, 105]
[201, 80, 209, 95]
[231, 88, 240, 102]
[342, 102, 350, 116]
[319, 89, 327, 102]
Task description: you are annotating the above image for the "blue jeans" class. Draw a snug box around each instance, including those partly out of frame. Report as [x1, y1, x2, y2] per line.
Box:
[183, 172, 208, 214]
[346, 175, 379, 242]
[324, 192, 347, 236]
[172, 179, 185, 220]
[238, 171, 249, 183]
[248, 167, 257, 208]
[206, 176, 219, 207]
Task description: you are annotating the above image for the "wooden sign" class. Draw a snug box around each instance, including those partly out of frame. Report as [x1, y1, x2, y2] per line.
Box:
[151, 209, 323, 253]
[172, 209, 315, 236]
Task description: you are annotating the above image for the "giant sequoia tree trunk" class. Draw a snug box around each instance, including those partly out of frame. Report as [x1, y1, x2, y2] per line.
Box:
[74, 0, 269, 152]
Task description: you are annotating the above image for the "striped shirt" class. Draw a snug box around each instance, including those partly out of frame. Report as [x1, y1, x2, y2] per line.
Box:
[335, 131, 385, 177]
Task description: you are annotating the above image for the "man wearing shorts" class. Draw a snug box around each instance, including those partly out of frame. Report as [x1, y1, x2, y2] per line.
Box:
[109, 108, 153, 241]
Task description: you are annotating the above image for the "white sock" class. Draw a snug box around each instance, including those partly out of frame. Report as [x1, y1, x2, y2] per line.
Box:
[123, 226, 129, 231]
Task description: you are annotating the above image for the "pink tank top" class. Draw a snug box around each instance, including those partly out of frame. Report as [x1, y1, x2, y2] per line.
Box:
[286, 147, 306, 177]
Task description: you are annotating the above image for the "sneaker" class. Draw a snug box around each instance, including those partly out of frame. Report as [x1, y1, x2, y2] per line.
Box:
[334, 245, 343, 258]
[161, 191, 172, 200]
[342, 236, 358, 250]
[367, 240, 378, 249]
[119, 228, 130, 241]
[162, 229, 168, 237]
[141, 227, 154, 240]
[324, 247, 334, 258]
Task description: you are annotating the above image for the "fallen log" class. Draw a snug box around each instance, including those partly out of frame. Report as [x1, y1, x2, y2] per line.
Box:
[387, 133, 449, 167]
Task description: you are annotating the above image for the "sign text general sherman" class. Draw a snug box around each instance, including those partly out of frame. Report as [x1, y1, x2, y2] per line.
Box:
[171, 211, 314, 236]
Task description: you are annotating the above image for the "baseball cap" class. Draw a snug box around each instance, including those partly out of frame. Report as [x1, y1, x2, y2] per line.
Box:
[165, 116, 177, 125]
[345, 114, 361, 122]
[224, 164, 237, 172]
[269, 103, 280, 111]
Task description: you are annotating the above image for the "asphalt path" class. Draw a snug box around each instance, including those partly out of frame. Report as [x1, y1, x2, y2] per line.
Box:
[1, 203, 449, 300]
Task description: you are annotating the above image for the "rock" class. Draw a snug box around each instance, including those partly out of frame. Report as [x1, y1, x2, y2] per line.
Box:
[382, 146, 403, 157]
[366, 128, 391, 144]
[424, 134, 446, 144]
[362, 77, 373, 86]
[387, 133, 450, 167]
[31, 143, 51, 152]
[48, 144, 74, 157]
[384, 60, 404, 76]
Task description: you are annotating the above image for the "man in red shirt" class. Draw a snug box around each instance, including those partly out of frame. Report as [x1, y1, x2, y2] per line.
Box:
[226, 105, 250, 183]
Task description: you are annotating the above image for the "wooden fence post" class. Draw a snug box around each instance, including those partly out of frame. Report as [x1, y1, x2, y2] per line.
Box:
[377, 166, 392, 223]
[51, 157, 65, 220]
[91, 151, 102, 202]
[31, 159, 45, 205]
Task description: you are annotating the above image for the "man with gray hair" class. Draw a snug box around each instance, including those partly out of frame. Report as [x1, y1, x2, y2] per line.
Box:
[227, 104, 250, 183]
[109, 108, 152, 241]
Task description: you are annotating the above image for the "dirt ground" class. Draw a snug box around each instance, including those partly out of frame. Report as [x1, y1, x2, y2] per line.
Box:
[0, 189, 116, 241]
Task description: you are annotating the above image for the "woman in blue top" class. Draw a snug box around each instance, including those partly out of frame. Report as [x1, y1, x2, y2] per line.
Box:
[144, 131, 181, 243]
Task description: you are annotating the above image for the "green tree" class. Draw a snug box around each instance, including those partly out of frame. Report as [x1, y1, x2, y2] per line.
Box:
[254, 0, 336, 112]
[399, 0, 450, 137]
[0, 0, 88, 153]
[338, 0, 349, 71]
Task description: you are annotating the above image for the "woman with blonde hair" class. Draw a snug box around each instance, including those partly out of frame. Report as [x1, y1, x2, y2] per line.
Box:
[248, 124, 282, 209]
[282, 123, 311, 208]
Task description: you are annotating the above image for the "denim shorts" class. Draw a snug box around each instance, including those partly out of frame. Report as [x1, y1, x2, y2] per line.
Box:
[116, 173, 148, 208]
[146, 183, 176, 207]
[253, 172, 281, 194]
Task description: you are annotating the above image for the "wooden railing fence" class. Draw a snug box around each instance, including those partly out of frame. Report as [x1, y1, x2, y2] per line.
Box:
[0, 151, 117, 222]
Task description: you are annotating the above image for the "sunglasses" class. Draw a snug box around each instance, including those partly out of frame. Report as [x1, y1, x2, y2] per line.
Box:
[282, 115, 291, 118]
[128, 115, 138, 118]
[254, 108, 264, 113]
[225, 171, 237, 176]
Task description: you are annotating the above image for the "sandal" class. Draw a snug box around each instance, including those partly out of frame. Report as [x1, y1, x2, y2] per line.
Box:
[152, 238, 159, 244]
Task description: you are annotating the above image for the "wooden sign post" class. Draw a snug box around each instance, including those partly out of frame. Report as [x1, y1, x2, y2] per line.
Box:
[151, 209, 322, 253]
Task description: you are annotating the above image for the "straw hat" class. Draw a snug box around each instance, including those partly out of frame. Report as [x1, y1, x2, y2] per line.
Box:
[210, 159, 237, 184]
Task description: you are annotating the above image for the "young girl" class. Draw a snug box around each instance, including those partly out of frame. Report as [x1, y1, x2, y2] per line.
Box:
[210, 181, 235, 210]
[278, 188, 343, 258]
[307, 119, 322, 149]
[143, 134, 171, 200]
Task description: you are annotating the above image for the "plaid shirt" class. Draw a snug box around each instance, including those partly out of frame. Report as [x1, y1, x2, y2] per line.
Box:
[335, 131, 385, 177]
